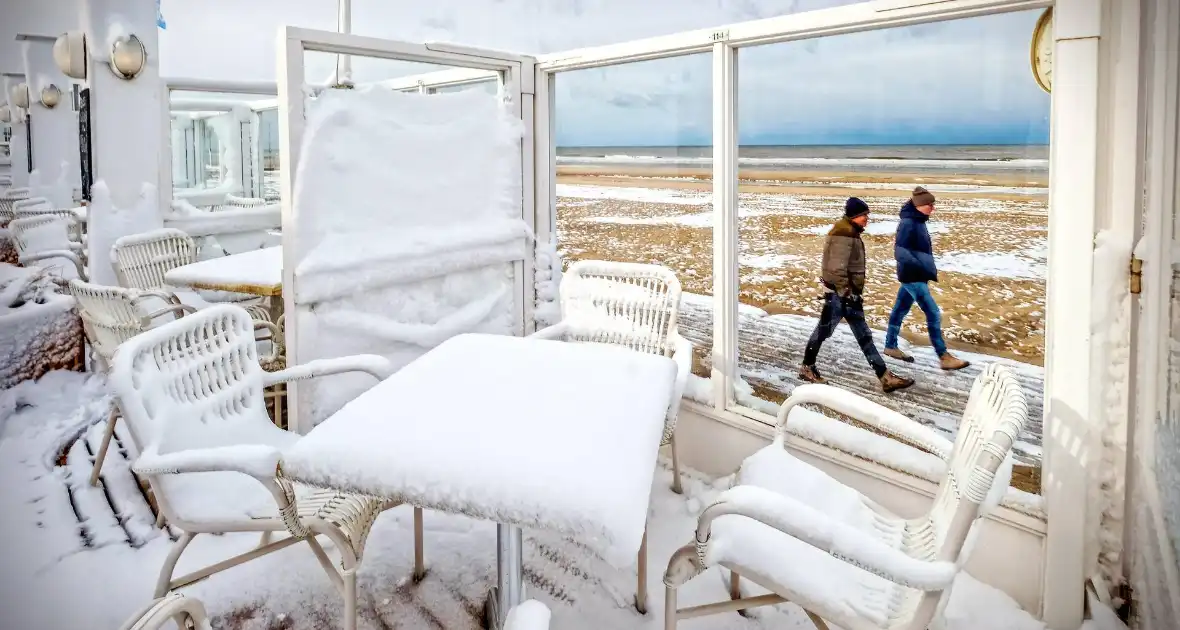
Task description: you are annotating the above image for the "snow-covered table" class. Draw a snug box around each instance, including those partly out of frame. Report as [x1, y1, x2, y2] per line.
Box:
[164, 246, 283, 319]
[281, 333, 677, 628]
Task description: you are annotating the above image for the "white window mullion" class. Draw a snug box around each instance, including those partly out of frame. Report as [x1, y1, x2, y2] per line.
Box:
[711, 42, 739, 413]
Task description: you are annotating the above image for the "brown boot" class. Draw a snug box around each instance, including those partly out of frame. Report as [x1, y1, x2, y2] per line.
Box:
[939, 353, 970, 371]
[799, 365, 827, 384]
[880, 370, 915, 393]
[883, 347, 914, 363]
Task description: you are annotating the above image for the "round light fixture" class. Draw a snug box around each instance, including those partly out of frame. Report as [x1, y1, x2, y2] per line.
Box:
[10, 83, 30, 109]
[40, 83, 62, 109]
[52, 31, 88, 80]
[0, 105, 10, 123]
[110, 34, 147, 80]
[1030, 7, 1053, 93]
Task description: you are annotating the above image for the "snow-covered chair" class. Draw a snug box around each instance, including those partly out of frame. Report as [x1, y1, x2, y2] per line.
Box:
[14, 199, 86, 241]
[68, 279, 281, 487]
[117, 593, 211, 630]
[110, 228, 271, 321]
[663, 363, 1027, 630]
[0, 187, 30, 226]
[224, 193, 269, 208]
[109, 304, 422, 630]
[9, 215, 88, 280]
[531, 260, 690, 493]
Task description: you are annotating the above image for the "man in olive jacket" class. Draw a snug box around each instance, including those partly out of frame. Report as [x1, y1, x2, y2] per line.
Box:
[800, 197, 914, 393]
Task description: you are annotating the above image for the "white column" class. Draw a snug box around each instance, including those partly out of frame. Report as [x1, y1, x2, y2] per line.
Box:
[82, 0, 164, 286]
[3, 73, 30, 189]
[710, 41, 738, 412]
[20, 34, 81, 206]
[1041, 0, 1103, 627]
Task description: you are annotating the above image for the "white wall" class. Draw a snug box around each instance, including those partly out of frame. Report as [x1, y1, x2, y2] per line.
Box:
[22, 36, 82, 205]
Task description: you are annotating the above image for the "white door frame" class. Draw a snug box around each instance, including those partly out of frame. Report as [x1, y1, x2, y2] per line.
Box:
[276, 26, 536, 435]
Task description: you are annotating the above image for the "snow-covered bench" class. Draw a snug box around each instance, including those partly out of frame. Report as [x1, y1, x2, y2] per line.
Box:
[663, 363, 1027, 630]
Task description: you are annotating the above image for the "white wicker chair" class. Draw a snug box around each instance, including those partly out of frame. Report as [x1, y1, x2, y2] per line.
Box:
[68, 279, 281, 488]
[117, 593, 211, 630]
[9, 214, 88, 279]
[109, 304, 423, 630]
[0, 186, 30, 226]
[110, 227, 271, 320]
[14, 198, 86, 240]
[528, 259, 690, 615]
[223, 193, 269, 208]
[663, 363, 1028, 630]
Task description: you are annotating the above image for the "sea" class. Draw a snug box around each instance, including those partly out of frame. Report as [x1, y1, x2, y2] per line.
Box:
[556, 144, 1050, 178]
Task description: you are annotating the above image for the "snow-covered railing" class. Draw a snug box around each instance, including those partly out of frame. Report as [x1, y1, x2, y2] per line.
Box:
[163, 205, 279, 238]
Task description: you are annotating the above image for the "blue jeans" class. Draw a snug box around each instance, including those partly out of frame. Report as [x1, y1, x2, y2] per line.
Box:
[885, 282, 947, 356]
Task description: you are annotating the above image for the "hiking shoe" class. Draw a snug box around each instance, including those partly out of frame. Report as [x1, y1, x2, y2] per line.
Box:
[939, 353, 970, 371]
[883, 347, 914, 363]
[880, 370, 915, 393]
[799, 365, 827, 384]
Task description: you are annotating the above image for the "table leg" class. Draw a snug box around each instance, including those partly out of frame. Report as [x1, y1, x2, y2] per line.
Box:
[483, 523, 523, 629]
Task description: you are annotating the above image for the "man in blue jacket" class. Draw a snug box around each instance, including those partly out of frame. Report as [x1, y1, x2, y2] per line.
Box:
[883, 187, 970, 371]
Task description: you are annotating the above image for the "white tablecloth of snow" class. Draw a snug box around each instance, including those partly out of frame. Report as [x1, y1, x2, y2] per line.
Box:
[281, 333, 676, 567]
[164, 246, 282, 296]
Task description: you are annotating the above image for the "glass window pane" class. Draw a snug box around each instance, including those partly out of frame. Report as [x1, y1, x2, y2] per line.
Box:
[554, 54, 713, 392]
[734, 10, 1050, 493]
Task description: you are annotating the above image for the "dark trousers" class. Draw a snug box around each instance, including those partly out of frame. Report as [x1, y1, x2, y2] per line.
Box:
[803, 293, 887, 378]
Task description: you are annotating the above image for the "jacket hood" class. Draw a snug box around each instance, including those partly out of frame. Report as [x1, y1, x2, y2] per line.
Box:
[829, 216, 864, 237]
[900, 200, 929, 222]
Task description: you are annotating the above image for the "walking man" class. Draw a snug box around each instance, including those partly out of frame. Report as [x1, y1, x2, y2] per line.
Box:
[882, 186, 970, 370]
[800, 197, 915, 393]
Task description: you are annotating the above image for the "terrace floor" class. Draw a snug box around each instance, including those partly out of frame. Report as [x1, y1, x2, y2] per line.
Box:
[0, 371, 1055, 630]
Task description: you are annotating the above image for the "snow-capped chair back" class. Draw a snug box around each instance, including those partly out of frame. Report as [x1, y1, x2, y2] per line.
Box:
[8, 214, 88, 280]
[0, 187, 30, 226]
[12, 196, 52, 215]
[110, 303, 273, 455]
[559, 260, 683, 357]
[111, 228, 197, 291]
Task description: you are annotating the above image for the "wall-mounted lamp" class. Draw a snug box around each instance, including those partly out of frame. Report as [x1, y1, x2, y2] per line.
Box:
[52, 31, 88, 80]
[39, 83, 62, 109]
[0, 105, 10, 123]
[110, 34, 147, 80]
[10, 83, 30, 109]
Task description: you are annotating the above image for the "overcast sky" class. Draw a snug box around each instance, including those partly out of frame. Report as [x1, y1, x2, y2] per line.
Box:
[9, 0, 1050, 147]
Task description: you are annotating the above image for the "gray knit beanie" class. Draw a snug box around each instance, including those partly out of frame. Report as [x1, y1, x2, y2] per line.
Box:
[912, 186, 936, 207]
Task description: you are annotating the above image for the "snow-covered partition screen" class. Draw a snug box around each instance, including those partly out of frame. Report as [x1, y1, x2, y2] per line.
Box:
[289, 86, 529, 428]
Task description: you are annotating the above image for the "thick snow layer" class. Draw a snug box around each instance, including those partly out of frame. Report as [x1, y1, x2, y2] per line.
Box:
[505, 600, 551, 630]
[164, 245, 281, 293]
[1, 371, 1056, 630]
[289, 86, 527, 424]
[282, 334, 676, 567]
[534, 240, 563, 327]
[87, 181, 164, 287]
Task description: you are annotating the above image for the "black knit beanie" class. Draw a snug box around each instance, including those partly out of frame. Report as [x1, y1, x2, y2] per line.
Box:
[844, 197, 870, 219]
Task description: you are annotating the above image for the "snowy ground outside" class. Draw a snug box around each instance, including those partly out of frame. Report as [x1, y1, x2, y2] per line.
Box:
[0, 370, 1079, 630]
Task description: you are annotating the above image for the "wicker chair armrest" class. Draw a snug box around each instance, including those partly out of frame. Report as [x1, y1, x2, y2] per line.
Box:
[667, 333, 692, 423]
[262, 354, 393, 387]
[526, 321, 568, 341]
[777, 384, 954, 460]
[132, 444, 282, 478]
[698, 485, 957, 591]
[22, 250, 88, 281]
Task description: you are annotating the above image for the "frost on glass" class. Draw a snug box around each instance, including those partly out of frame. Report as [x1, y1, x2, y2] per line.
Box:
[289, 86, 527, 425]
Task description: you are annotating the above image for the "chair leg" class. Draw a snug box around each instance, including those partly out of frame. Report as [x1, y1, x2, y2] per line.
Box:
[730, 570, 750, 617]
[343, 568, 358, 630]
[413, 506, 425, 580]
[664, 582, 679, 630]
[89, 406, 119, 487]
[636, 527, 648, 614]
[155, 533, 196, 598]
[669, 433, 683, 495]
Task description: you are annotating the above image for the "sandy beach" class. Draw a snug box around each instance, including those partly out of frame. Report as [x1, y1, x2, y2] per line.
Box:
[556, 165, 1048, 365]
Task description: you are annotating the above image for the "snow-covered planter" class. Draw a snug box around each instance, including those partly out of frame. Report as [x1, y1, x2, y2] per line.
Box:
[0, 263, 85, 389]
